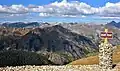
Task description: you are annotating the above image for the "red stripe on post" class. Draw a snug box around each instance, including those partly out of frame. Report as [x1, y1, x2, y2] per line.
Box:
[107, 32, 112, 34]
[100, 31, 113, 39]
[101, 32, 107, 34]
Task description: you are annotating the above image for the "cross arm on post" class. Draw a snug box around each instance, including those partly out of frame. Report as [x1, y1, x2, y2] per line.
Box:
[100, 28, 112, 44]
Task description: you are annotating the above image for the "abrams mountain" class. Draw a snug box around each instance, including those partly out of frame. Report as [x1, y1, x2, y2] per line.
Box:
[0, 25, 98, 64]
[20, 25, 97, 59]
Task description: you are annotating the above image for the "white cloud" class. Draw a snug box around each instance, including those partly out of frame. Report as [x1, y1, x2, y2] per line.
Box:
[28, 4, 38, 8]
[99, 17, 120, 19]
[0, 0, 120, 18]
[31, 0, 120, 18]
[10, 5, 28, 13]
[39, 13, 51, 17]
[81, 15, 86, 18]
[31, 0, 98, 17]
[0, 4, 28, 14]
[98, 2, 120, 17]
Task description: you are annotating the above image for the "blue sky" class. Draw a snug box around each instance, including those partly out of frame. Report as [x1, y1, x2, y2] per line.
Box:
[0, 0, 120, 23]
[0, 0, 120, 7]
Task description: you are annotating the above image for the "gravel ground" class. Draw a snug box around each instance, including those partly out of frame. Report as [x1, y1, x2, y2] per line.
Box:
[0, 65, 118, 71]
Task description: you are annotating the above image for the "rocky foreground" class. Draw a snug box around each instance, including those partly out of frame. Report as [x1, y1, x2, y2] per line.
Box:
[0, 65, 118, 71]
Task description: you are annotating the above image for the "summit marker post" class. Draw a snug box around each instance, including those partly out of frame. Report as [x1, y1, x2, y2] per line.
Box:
[99, 28, 113, 70]
[100, 29, 112, 43]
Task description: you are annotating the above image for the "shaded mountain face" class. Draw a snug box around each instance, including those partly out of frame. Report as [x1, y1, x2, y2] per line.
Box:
[0, 25, 97, 64]
[20, 25, 97, 59]
[106, 21, 120, 28]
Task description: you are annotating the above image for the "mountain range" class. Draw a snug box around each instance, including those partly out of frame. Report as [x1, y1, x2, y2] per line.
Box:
[0, 21, 120, 66]
[1, 21, 120, 28]
[1, 22, 51, 28]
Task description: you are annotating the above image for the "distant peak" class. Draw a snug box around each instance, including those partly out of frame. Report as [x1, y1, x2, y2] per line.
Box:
[106, 21, 120, 28]
[110, 21, 116, 24]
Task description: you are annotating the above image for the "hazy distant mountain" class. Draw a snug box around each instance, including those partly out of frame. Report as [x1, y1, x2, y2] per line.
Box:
[61, 23, 120, 46]
[106, 21, 120, 28]
[1, 22, 40, 28]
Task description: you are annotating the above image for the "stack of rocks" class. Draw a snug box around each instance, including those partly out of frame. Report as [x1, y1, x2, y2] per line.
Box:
[99, 43, 113, 70]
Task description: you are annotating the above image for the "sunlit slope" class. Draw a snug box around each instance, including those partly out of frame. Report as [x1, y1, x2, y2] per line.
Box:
[70, 46, 120, 65]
